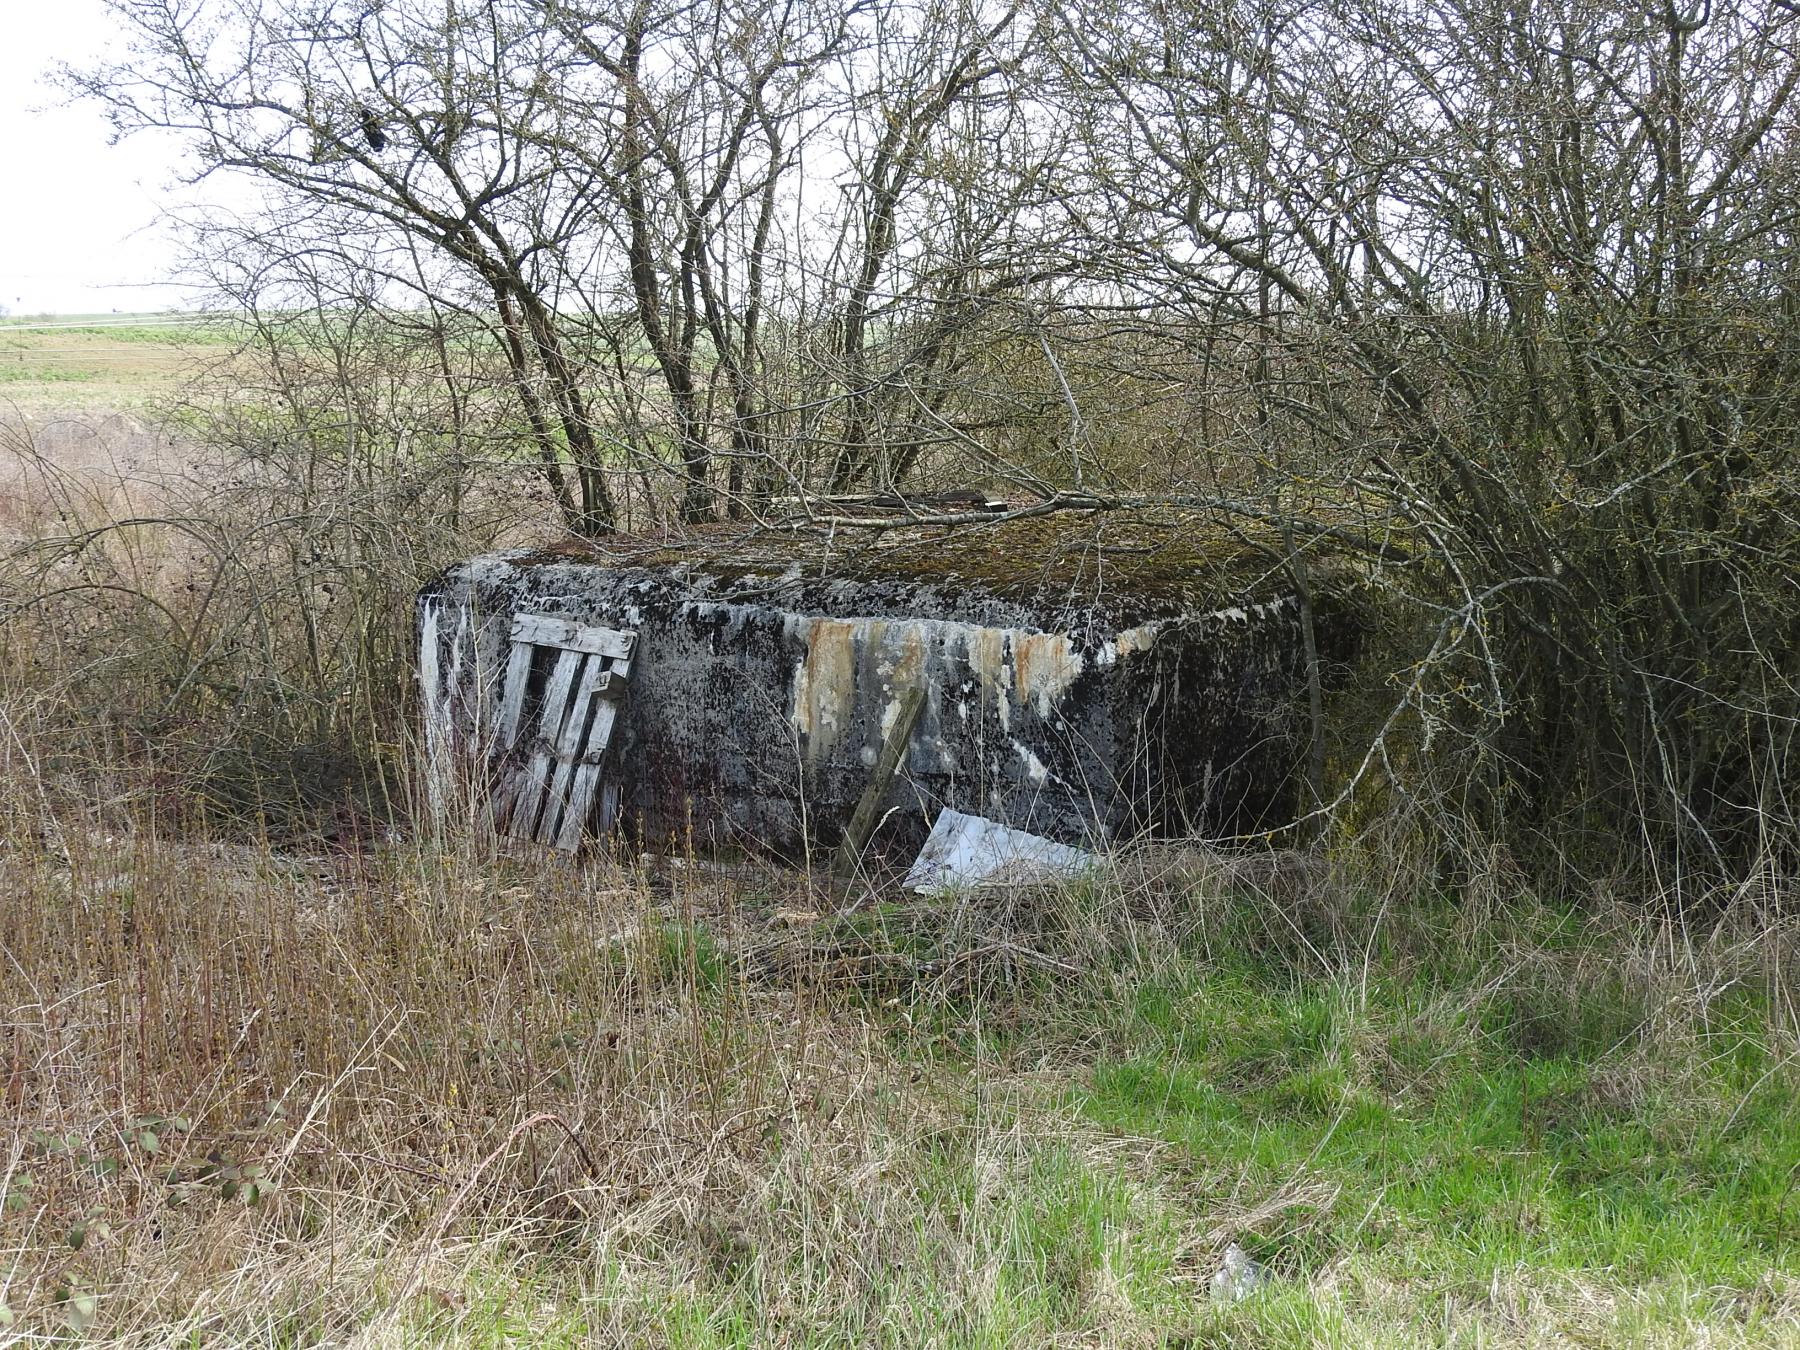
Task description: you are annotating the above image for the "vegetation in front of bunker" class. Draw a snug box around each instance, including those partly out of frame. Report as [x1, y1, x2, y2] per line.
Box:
[58, 0, 1800, 889]
[1, 814, 1795, 1346]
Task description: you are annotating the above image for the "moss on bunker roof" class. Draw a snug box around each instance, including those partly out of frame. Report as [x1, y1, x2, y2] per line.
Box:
[509, 510, 1339, 625]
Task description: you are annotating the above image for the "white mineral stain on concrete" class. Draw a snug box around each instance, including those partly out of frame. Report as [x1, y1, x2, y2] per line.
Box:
[1013, 740, 1051, 784]
[786, 612, 1098, 750]
[771, 595, 1273, 773]
[1112, 621, 1161, 660]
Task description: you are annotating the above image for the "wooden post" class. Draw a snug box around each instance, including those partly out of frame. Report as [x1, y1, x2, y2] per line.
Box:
[833, 685, 927, 876]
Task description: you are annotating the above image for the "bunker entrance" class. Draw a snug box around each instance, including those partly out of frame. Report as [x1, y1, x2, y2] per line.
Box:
[474, 613, 637, 849]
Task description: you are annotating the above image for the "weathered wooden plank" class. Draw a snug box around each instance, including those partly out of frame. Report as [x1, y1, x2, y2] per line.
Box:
[419, 600, 442, 714]
[500, 754, 548, 839]
[418, 600, 447, 820]
[509, 646, 583, 839]
[494, 637, 536, 750]
[833, 684, 926, 875]
[485, 635, 539, 830]
[536, 652, 607, 846]
[510, 613, 636, 660]
[555, 731, 610, 850]
[555, 657, 633, 851]
[469, 614, 641, 850]
[598, 779, 623, 836]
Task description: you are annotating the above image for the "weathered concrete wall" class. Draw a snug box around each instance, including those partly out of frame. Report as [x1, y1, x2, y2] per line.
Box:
[419, 536, 1326, 858]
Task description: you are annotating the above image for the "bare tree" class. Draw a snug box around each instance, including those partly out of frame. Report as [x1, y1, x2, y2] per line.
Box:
[74, 0, 626, 531]
[1050, 0, 1800, 878]
[537, 0, 861, 520]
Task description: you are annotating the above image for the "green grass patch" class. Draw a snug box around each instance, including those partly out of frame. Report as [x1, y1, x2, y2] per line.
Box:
[1063, 926, 1800, 1303]
[646, 881, 1800, 1344]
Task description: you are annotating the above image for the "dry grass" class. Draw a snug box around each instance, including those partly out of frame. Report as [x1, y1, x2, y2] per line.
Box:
[0, 819, 1187, 1345]
[0, 392, 558, 839]
[2, 809, 1797, 1346]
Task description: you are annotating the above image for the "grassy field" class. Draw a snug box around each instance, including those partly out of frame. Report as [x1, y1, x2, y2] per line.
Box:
[0, 331, 1796, 1346]
[0, 314, 237, 411]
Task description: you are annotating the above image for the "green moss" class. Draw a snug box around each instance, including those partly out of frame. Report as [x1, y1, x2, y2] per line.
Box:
[514, 511, 1360, 620]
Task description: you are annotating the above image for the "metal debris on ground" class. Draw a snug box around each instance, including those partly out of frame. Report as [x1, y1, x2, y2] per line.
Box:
[902, 809, 1095, 895]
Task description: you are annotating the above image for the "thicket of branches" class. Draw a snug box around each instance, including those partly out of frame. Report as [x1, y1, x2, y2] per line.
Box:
[70, 0, 1800, 888]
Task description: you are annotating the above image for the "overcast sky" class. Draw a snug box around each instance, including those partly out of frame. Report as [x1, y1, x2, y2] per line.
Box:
[0, 0, 199, 315]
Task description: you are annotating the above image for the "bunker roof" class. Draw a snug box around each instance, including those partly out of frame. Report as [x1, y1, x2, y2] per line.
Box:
[503, 509, 1351, 633]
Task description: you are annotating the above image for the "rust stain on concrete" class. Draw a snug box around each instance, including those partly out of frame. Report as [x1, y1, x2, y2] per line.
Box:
[792, 618, 856, 761]
[879, 624, 930, 740]
[967, 628, 1013, 730]
[1012, 632, 1084, 719]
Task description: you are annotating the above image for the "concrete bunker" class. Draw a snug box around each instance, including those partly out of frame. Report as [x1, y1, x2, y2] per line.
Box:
[418, 515, 1350, 860]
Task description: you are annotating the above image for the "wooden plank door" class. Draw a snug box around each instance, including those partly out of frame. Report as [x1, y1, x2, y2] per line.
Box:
[492, 613, 636, 850]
